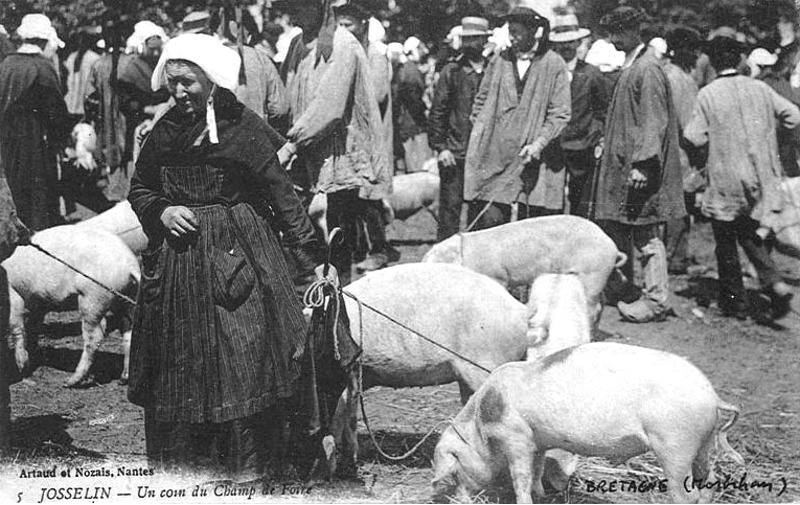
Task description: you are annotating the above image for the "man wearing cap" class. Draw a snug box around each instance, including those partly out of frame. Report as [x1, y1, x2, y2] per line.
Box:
[663, 27, 702, 274]
[751, 47, 800, 178]
[685, 36, 798, 320]
[333, 0, 397, 271]
[429, 16, 490, 240]
[464, 6, 571, 229]
[549, 13, 608, 217]
[0, 13, 70, 231]
[590, 6, 685, 323]
[281, 0, 387, 285]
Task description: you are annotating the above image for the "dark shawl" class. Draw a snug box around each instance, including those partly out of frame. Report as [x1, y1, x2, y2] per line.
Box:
[0, 53, 69, 231]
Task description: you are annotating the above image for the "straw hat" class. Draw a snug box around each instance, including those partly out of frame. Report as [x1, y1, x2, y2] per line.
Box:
[549, 14, 590, 43]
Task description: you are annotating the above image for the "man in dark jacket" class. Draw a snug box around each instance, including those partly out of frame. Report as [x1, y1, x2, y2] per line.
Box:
[590, 7, 686, 323]
[428, 17, 490, 240]
[549, 13, 608, 216]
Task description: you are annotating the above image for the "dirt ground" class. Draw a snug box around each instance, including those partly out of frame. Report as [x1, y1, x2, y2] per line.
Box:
[1, 209, 798, 504]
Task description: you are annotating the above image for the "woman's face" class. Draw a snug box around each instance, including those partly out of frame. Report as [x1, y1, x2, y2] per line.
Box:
[164, 60, 213, 116]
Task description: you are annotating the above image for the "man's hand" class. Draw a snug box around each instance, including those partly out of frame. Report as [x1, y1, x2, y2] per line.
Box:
[278, 141, 297, 167]
[314, 264, 339, 288]
[519, 140, 545, 165]
[160, 206, 199, 237]
[627, 167, 648, 190]
[437, 149, 456, 168]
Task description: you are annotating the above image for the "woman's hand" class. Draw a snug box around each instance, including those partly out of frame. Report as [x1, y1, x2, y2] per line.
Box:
[160, 206, 199, 237]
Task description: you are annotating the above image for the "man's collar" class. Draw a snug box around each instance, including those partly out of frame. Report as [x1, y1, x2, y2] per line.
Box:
[566, 57, 578, 72]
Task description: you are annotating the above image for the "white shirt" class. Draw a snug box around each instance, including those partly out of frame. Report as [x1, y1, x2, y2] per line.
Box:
[516, 58, 531, 80]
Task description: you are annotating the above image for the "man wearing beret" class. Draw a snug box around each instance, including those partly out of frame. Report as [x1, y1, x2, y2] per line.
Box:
[464, 6, 571, 229]
[589, 6, 685, 323]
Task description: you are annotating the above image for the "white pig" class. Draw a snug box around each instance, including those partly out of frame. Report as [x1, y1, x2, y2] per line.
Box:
[386, 171, 439, 221]
[422, 215, 627, 332]
[328, 263, 529, 474]
[76, 200, 148, 255]
[525, 273, 591, 360]
[432, 342, 745, 504]
[4, 225, 140, 387]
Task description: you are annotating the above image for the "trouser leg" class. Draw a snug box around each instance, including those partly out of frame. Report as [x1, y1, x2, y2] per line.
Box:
[734, 216, 782, 288]
[633, 224, 670, 310]
[325, 189, 360, 285]
[600, 220, 635, 284]
[564, 148, 594, 217]
[711, 219, 745, 307]
[361, 199, 388, 255]
[437, 159, 464, 241]
[466, 200, 510, 231]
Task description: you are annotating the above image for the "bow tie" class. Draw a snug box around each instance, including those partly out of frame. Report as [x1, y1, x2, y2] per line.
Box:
[516, 51, 536, 61]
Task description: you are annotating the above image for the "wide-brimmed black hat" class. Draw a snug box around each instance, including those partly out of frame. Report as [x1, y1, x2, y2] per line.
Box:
[503, 6, 548, 28]
[599, 6, 646, 32]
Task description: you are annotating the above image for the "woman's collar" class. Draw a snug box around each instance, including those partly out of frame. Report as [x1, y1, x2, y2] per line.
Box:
[17, 43, 43, 55]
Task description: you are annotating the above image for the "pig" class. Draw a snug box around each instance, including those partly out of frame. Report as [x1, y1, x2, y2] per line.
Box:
[4, 225, 140, 387]
[432, 342, 745, 504]
[422, 215, 627, 332]
[386, 171, 439, 221]
[328, 263, 588, 479]
[523, 272, 594, 489]
[76, 200, 148, 255]
[525, 273, 591, 359]
[308, 171, 440, 240]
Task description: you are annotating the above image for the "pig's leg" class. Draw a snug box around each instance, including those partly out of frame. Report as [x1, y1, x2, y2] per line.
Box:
[491, 417, 537, 503]
[651, 436, 697, 503]
[65, 293, 106, 387]
[530, 450, 547, 499]
[8, 289, 28, 373]
[692, 434, 715, 504]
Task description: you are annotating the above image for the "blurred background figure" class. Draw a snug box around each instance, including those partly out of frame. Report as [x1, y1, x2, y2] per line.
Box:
[0, 14, 69, 231]
[394, 36, 433, 172]
[663, 26, 703, 275]
[118, 20, 169, 167]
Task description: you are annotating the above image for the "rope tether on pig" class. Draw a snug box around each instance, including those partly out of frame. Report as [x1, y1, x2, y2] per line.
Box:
[302, 227, 491, 461]
[26, 241, 137, 306]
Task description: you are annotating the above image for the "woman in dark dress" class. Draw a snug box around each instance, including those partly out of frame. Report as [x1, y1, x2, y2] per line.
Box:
[127, 34, 320, 479]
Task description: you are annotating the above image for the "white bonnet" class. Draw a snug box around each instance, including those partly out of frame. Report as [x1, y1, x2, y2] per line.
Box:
[16, 13, 64, 48]
[151, 33, 241, 92]
[150, 34, 242, 145]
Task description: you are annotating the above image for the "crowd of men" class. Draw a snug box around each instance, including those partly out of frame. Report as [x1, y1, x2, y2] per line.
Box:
[0, 0, 798, 329]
